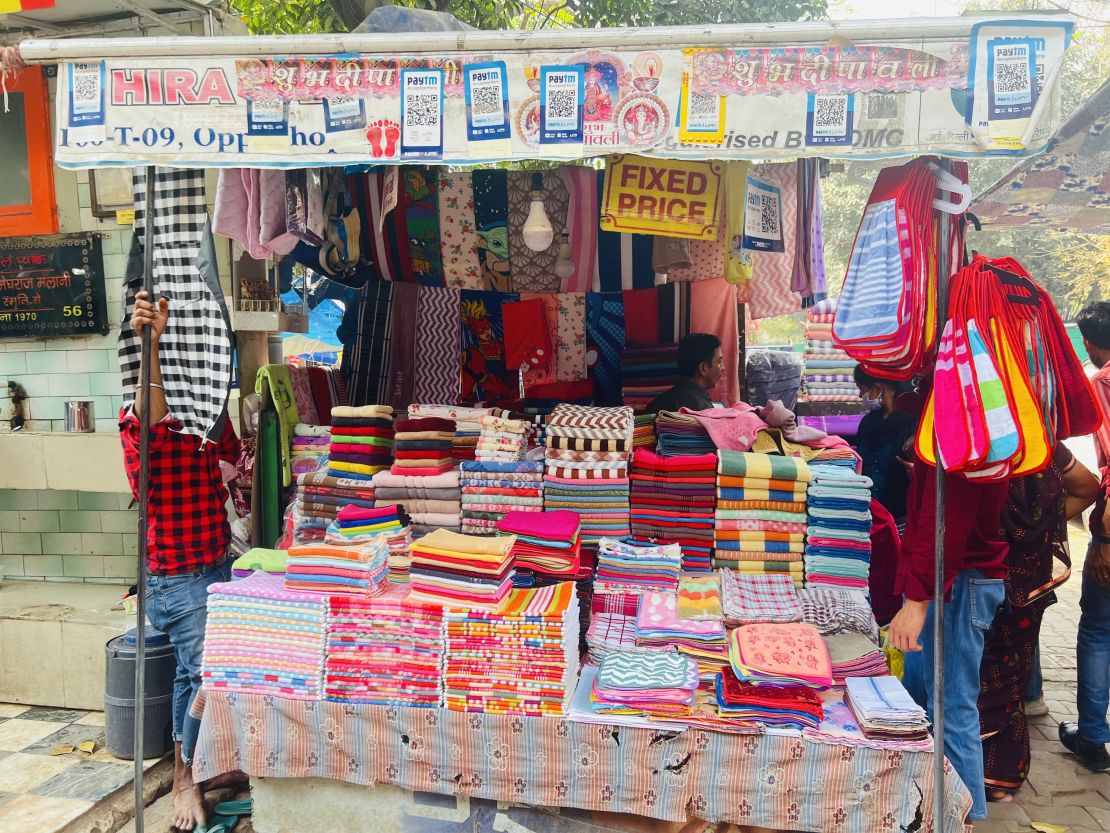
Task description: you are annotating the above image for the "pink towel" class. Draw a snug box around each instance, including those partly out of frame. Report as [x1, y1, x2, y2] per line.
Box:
[691, 277, 742, 405]
[560, 167, 598, 293]
[682, 404, 768, 451]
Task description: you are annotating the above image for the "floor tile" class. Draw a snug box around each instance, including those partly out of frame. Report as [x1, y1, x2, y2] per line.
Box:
[17, 706, 90, 724]
[0, 704, 30, 719]
[31, 760, 133, 802]
[0, 718, 69, 752]
[0, 751, 78, 792]
[0, 791, 15, 807]
[76, 711, 106, 727]
[19, 724, 105, 756]
[0, 793, 92, 830]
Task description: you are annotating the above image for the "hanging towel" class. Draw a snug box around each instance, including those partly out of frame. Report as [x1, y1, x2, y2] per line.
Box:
[386, 282, 419, 410]
[341, 279, 393, 406]
[400, 166, 444, 287]
[560, 166, 598, 293]
[256, 364, 301, 487]
[517, 293, 559, 388]
[472, 169, 512, 292]
[556, 292, 587, 382]
[507, 169, 569, 293]
[745, 162, 803, 319]
[438, 171, 484, 290]
[413, 286, 461, 404]
[596, 169, 655, 292]
[724, 160, 754, 286]
[657, 281, 692, 344]
[461, 290, 519, 404]
[585, 292, 626, 406]
[362, 171, 402, 282]
[691, 277, 741, 405]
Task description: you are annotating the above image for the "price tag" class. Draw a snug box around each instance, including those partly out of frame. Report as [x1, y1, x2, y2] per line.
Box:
[116, 209, 135, 225]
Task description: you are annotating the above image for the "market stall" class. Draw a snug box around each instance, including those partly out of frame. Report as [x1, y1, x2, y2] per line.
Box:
[13, 13, 1083, 833]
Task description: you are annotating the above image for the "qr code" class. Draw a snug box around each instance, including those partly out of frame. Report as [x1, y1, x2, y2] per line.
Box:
[405, 93, 440, 126]
[813, 95, 848, 131]
[758, 195, 779, 236]
[547, 89, 578, 121]
[471, 84, 502, 117]
[867, 94, 898, 120]
[687, 93, 719, 119]
[995, 60, 1031, 95]
[73, 73, 99, 103]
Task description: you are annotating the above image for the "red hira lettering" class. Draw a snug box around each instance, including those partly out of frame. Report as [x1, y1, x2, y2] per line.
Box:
[111, 68, 235, 106]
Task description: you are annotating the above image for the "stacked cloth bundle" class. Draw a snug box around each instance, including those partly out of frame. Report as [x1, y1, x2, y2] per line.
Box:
[802, 298, 858, 402]
[636, 590, 728, 681]
[592, 651, 698, 717]
[475, 414, 529, 462]
[586, 593, 661, 663]
[845, 676, 930, 741]
[633, 413, 657, 450]
[656, 410, 714, 456]
[285, 540, 389, 596]
[826, 633, 888, 684]
[408, 528, 516, 611]
[325, 504, 413, 583]
[497, 509, 582, 577]
[620, 344, 679, 412]
[594, 536, 682, 596]
[729, 622, 833, 688]
[720, 570, 803, 626]
[799, 587, 881, 644]
[292, 424, 331, 477]
[805, 464, 873, 590]
[715, 666, 824, 729]
[201, 572, 325, 699]
[543, 405, 634, 546]
[460, 460, 544, 536]
[231, 547, 287, 579]
[442, 582, 580, 716]
[324, 584, 444, 706]
[630, 449, 717, 572]
[409, 404, 493, 462]
[372, 469, 462, 536]
[808, 444, 859, 472]
[392, 417, 456, 476]
[294, 471, 376, 544]
[714, 451, 811, 586]
[328, 405, 395, 481]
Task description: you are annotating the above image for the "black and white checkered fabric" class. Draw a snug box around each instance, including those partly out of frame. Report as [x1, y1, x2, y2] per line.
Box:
[119, 168, 234, 443]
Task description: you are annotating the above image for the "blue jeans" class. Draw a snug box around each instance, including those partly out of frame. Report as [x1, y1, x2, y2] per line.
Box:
[902, 570, 1005, 821]
[1026, 645, 1043, 701]
[1078, 563, 1110, 744]
[145, 559, 230, 765]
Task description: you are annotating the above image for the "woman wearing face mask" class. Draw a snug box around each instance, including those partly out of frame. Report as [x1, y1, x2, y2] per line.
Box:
[852, 366, 917, 529]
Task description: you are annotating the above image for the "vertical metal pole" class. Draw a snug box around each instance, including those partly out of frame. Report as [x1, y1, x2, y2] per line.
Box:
[133, 165, 156, 833]
[932, 159, 953, 831]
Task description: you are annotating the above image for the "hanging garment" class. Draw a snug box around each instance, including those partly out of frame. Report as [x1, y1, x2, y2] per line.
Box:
[622, 288, 659, 347]
[287, 168, 326, 246]
[518, 293, 559, 388]
[744, 162, 804, 319]
[460, 290, 519, 404]
[121, 167, 233, 443]
[362, 171, 403, 283]
[791, 159, 827, 306]
[386, 282, 419, 410]
[724, 160, 754, 286]
[437, 171, 485, 290]
[472, 169, 512, 292]
[413, 286, 462, 405]
[656, 281, 692, 344]
[507, 169, 569, 293]
[399, 166, 444, 287]
[555, 292, 588, 382]
[585, 292, 626, 406]
[691, 277, 741, 405]
[341, 279, 393, 407]
[560, 166, 599, 293]
[595, 169, 655, 292]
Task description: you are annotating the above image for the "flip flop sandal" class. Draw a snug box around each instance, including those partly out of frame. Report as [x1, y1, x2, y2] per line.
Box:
[213, 799, 253, 817]
[198, 814, 240, 833]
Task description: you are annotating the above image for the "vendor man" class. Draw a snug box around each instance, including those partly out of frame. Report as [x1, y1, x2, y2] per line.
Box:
[646, 332, 723, 414]
[120, 291, 241, 832]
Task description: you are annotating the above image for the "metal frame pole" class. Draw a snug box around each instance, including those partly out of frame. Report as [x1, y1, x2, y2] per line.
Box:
[932, 159, 953, 831]
[133, 165, 156, 833]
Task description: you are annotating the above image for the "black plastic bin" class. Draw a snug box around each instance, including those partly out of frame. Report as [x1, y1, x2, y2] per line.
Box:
[104, 627, 176, 760]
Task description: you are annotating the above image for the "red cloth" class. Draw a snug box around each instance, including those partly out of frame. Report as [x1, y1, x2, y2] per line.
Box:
[331, 426, 394, 438]
[896, 462, 1008, 602]
[120, 408, 239, 575]
[867, 499, 902, 627]
[502, 298, 552, 372]
[622, 289, 660, 347]
[307, 367, 334, 425]
[395, 418, 455, 433]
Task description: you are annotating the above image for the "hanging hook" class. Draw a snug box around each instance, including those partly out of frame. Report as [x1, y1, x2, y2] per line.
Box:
[928, 162, 973, 215]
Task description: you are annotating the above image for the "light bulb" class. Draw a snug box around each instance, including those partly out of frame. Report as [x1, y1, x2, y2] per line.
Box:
[553, 230, 575, 280]
[654, 272, 668, 286]
[521, 172, 554, 251]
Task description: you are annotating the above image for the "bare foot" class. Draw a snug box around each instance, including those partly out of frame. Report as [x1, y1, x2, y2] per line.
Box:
[171, 784, 206, 831]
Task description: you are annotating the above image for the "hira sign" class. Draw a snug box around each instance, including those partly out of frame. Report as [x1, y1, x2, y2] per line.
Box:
[601, 155, 723, 240]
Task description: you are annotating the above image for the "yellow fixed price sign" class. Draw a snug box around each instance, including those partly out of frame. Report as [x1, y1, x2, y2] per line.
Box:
[601, 154, 723, 240]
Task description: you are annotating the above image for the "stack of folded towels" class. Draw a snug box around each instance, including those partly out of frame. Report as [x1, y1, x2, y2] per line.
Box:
[715, 666, 824, 729]
[805, 464, 873, 590]
[630, 449, 717, 572]
[202, 571, 325, 699]
[325, 504, 413, 583]
[620, 344, 679, 413]
[803, 298, 859, 402]
[442, 582, 579, 715]
[324, 584, 444, 706]
[594, 536, 682, 596]
[720, 571, 803, 626]
[292, 424, 331, 477]
[294, 470, 377, 544]
[826, 633, 888, 684]
[460, 460, 544, 536]
[408, 528, 516, 611]
[543, 404, 634, 546]
[586, 593, 661, 663]
[800, 586, 880, 644]
[845, 676, 930, 741]
[475, 414, 529, 462]
[808, 444, 860, 472]
[409, 404, 492, 463]
[633, 413, 657, 450]
[714, 451, 810, 586]
[497, 509, 582, 578]
[728, 622, 833, 688]
[591, 651, 698, 717]
[636, 590, 727, 673]
[655, 410, 714, 456]
[285, 540, 390, 596]
[231, 547, 287, 579]
[327, 405, 395, 481]
[372, 468, 462, 536]
[391, 417, 456, 476]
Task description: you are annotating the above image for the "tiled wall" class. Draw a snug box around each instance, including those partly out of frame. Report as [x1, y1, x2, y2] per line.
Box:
[0, 489, 137, 584]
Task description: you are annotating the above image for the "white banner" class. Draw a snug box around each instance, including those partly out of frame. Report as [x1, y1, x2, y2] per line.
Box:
[53, 19, 1074, 168]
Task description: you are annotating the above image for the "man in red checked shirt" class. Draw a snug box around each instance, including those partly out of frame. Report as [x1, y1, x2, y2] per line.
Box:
[119, 291, 241, 831]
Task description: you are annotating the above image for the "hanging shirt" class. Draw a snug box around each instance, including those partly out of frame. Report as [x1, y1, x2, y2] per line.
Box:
[645, 378, 713, 415]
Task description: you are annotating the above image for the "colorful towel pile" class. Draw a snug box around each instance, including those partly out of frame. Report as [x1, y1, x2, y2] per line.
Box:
[633, 413, 657, 450]
[372, 469, 462, 537]
[292, 424, 331, 477]
[442, 582, 580, 716]
[714, 451, 811, 586]
[655, 410, 714, 456]
[460, 460, 544, 535]
[543, 404, 634, 546]
[586, 594, 656, 664]
[594, 536, 682, 596]
[728, 622, 833, 688]
[630, 448, 717, 571]
[391, 417, 456, 476]
[636, 590, 728, 679]
[715, 667, 824, 729]
[327, 405, 395, 481]
[720, 570, 803, 625]
[805, 464, 873, 590]
[802, 299, 858, 402]
[475, 413, 529, 462]
[497, 509, 582, 577]
[294, 471, 377, 543]
[231, 547, 287, 578]
[845, 676, 930, 741]
[409, 404, 493, 462]
[324, 585, 444, 706]
[285, 540, 390, 596]
[621, 344, 679, 412]
[408, 528, 515, 610]
[799, 587, 881, 644]
[325, 504, 413, 583]
[592, 651, 698, 716]
[826, 633, 888, 684]
[202, 572, 325, 699]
